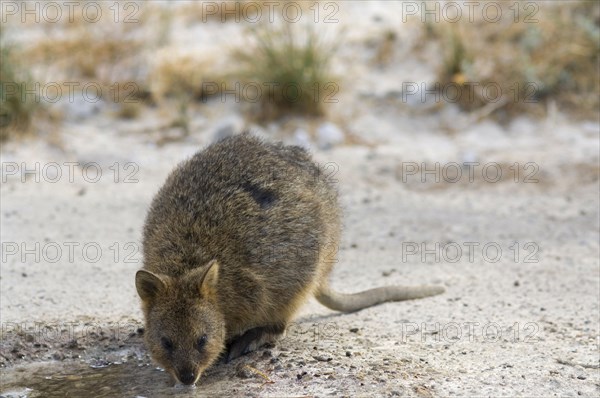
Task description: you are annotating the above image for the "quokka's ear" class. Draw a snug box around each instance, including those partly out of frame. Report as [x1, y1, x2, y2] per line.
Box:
[135, 270, 166, 302]
[189, 259, 220, 298]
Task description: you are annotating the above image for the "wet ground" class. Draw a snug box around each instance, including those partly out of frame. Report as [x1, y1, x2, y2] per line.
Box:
[1, 319, 441, 397]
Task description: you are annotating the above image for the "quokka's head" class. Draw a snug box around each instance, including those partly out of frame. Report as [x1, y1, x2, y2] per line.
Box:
[135, 260, 226, 385]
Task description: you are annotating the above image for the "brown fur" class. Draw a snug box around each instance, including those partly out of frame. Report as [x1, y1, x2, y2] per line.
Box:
[136, 133, 443, 385]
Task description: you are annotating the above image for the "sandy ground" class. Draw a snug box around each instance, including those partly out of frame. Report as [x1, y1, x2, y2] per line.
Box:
[1, 108, 598, 397]
[1, 2, 599, 397]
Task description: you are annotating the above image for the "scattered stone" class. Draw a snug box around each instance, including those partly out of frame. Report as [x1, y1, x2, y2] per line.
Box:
[65, 340, 79, 349]
[234, 363, 252, 379]
[212, 116, 244, 143]
[317, 122, 344, 150]
[293, 128, 312, 149]
[350, 328, 359, 333]
[261, 350, 272, 359]
[89, 358, 111, 369]
[297, 371, 308, 380]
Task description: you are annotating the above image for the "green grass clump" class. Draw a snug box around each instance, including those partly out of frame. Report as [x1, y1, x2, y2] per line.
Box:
[234, 22, 337, 121]
[0, 41, 39, 141]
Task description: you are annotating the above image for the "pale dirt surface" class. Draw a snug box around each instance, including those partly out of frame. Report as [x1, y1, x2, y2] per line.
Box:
[1, 2, 599, 397]
[1, 111, 598, 397]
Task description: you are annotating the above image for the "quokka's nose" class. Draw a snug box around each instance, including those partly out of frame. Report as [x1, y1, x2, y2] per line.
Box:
[178, 370, 197, 385]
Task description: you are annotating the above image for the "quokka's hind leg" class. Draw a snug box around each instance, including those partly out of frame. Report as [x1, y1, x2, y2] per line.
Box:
[225, 324, 286, 363]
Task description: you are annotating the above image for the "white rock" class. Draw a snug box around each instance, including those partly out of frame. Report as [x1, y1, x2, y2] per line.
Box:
[212, 116, 244, 142]
[293, 128, 312, 149]
[461, 150, 478, 164]
[317, 122, 345, 150]
[56, 95, 103, 121]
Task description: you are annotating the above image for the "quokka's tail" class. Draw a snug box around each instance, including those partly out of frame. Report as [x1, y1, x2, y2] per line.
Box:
[315, 283, 445, 313]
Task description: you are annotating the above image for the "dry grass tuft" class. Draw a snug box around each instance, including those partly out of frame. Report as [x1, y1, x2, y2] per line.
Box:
[233, 22, 338, 121]
[44, 39, 138, 84]
[14, 3, 164, 126]
[149, 50, 224, 102]
[26, 26, 146, 85]
[425, 1, 599, 118]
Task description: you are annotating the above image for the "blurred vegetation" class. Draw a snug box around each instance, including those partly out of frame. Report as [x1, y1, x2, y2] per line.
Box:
[429, 0, 600, 118]
[2, 1, 597, 143]
[234, 22, 337, 121]
[0, 40, 40, 142]
[149, 51, 226, 102]
[24, 11, 150, 95]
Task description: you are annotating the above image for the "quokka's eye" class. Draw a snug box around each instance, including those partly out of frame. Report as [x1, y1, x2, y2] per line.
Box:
[197, 334, 208, 351]
[161, 337, 174, 351]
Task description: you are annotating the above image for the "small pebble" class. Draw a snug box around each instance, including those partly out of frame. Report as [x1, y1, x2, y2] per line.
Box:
[261, 350, 272, 358]
[297, 371, 307, 380]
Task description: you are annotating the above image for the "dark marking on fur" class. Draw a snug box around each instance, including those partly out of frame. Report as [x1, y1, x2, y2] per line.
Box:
[241, 182, 277, 209]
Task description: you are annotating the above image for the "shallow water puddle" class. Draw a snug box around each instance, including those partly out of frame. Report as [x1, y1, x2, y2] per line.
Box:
[0, 361, 206, 398]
